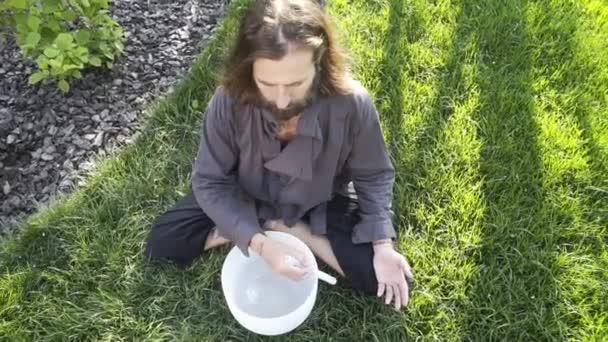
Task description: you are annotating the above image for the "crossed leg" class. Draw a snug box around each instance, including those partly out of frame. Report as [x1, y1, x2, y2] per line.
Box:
[204, 220, 345, 277]
[145, 193, 377, 295]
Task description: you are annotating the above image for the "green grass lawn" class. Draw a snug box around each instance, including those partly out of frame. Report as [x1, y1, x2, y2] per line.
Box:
[1, 0, 607, 340]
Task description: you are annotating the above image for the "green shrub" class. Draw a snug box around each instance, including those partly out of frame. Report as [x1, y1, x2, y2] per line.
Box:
[0, 0, 124, 93]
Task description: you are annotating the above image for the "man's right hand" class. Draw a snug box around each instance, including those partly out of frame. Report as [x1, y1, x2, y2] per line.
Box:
[250, 233, 311, 281]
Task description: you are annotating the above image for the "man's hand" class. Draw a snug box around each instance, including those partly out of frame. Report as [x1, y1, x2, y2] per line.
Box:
[373, 240, 414, 311]
[251, 233, 311, 281]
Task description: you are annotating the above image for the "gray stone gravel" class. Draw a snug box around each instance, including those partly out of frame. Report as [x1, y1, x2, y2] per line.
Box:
[0, 0, 228, 232]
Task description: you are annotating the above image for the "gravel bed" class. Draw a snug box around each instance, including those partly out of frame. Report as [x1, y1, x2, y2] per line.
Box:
[0, 0, 228, 232]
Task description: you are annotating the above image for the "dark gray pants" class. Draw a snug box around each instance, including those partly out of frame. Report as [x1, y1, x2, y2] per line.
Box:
[144, 193, 379, 295]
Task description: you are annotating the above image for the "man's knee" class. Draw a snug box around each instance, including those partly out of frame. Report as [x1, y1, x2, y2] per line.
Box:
[143, 221, 166, 260]
[143, 215, 213, 269]
[143, 219, 184, 262]
[327, 233, 378, 296]
[346, 264, 378, 296]
[143, 235, 191, 269]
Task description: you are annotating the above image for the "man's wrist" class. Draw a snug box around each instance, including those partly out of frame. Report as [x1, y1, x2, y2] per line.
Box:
[372, 238, 394, 251]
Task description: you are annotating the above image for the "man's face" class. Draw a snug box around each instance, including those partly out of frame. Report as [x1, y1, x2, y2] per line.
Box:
[253, 44, 318, 121]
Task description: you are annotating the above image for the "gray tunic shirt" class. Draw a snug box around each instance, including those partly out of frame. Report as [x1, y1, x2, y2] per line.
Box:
[192, 80, 396, 256]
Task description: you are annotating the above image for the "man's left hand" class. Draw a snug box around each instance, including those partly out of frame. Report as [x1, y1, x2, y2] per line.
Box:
[373, 241, 414, 311]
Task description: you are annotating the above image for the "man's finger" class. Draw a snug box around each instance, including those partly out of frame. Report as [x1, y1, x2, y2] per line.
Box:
[377, 283, 386, 297]
[385, 284, 394, 305]
[400, 258, 414, 291]
[285, 250, 309, 269]
[398, 281, 409, 308]
[392, 284, 401, 310]
[294, 249, 311, 268]
[286, 265, 308, 281]
[402, 257, 414, 282]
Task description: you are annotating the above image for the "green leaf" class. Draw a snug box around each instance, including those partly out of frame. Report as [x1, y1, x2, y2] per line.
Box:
[47, 19, 62, 32]
[74, 46, 88, 56]
[61, 64, 80, 73]
[42, 0, 61, 13]
[25, 32, 41, 48]
[14, 14, 28, 32]
[50, 66, 62, 76]
[44, 47, 60, 58]
[15, 23, 29, 35]
[73, 70, 83, 79]
[67, 0, 82, 12]
[74, 30, 91, 45]
[82, 0, 90, 7]
[8, 0, 27, 10]
[55, 33, 74, 50]
[113, 40, 124, 53]
[62, 10, 78, 22]
[36, 55, 49, 69]
[27, 16, 41, 32]
[89, 56, 102, 67]
[191, 100, 200, 110]
[102, 49, 114, 59]
[58, 80, 70, 93]
[40, 28, 56, 44]
[30, 6, 40, 16]
[28, 71, 46, 85]
[49, 57, 62, 73]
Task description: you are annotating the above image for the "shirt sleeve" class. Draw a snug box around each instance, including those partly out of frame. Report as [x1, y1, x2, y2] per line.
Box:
[191, 87, 263, 256]
[346, 88, 397, 244]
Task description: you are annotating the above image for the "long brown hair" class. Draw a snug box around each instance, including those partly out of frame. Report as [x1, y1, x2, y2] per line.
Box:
[222, 0, 352, 105]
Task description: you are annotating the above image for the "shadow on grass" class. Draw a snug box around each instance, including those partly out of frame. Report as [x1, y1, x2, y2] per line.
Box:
[530, 0, 607, 217]
[375, 0, 421, 230]
[457, 0, 566, 339]
[375, 0, 480, 233]
[376, 0, 421, 154]
[524, 1, 608, 336]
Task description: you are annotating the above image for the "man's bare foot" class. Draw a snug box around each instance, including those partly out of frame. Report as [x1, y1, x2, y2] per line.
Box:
[203, 227, 231, 250]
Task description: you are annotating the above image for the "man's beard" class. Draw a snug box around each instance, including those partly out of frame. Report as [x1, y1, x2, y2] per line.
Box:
[260, 76, 319, 122]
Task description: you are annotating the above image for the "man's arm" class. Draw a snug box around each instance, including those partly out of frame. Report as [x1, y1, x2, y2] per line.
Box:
[346, 89, 414, 311]
[346, 89, 397, 244]
[192, 88, 264, 256]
